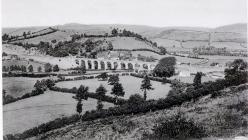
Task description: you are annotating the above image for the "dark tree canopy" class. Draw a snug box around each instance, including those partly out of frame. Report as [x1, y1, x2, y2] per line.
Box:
[225, 59, 247, 82]
[140, 75, 154, 100]
[108, 75, 119, 85]
[193, 72, 203, 89]
[95, 84, 107, 99]
[111, 82, 125, 98]
[96, 72, 108, 81]
[53, 65, 59, 72]
[38, 66, 42, 72]
[76, 100, 82, 115]
[28, 65, 33, 72]
[153, 57, 176, 77]
[76, 85, 89, 101]
[111, 28, 118, 36]
[44, 63, 52, 72]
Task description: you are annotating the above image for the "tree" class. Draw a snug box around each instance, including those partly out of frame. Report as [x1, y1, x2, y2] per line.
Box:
[108, 42, 113, 50]
[224, 59, 247, 85]
[97, 100, 103, 110]
[76, 85, 89, 101]
[53, 64, 59, 72]
[75, 85, 89, 118]
[21, 65, 27, 72]
[45, 79, 55, 89]
[28, 65, 33, 72]
[34, 80, 45, 94]
[76, 100, 83, 115]
[23, 32, 27, 39]
[108, 75, 119, 85]
[193, 72, 203, 89]
[95, 85, 107, 99]
[111, 28, 118, 36]
[38, 66, 42, 72]
[153, 57, 176, 77]
[44, 63, 52, 72]
[159, 47, 167, 55]
[111, 82, 125, 103]
[2, 52, 7, 56]
[2, 66, 8, 72]
[2, 33, 9, 41]
[140, 75, 154, 100]
[96, 72, 108, 81]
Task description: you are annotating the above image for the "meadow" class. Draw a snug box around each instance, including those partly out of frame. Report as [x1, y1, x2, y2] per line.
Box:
[3, 91, 114, 135]
[56, 76, 171, 100]
[3, 77, 48, 98]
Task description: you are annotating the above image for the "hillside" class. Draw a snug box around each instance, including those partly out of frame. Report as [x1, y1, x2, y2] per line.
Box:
[2, 23, 247, 55]
[26, 84, 248, 140]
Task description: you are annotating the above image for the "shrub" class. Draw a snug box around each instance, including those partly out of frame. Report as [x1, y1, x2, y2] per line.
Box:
[147, 112, 206, 139]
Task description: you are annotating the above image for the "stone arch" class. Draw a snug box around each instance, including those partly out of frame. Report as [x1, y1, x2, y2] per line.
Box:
[81, 60, 86, 68]
[94, 61, 99, 69]
[121, 62, 126, 70]
[87, 60, 92, 69]
[100, 61, 105, 70]
[143, 64, 148, 69]
[113, 62, 118, 70]
[127, 63, 134, 70]
[107, 62, 112, 70]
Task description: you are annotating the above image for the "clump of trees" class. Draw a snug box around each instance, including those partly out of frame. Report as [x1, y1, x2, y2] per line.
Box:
[96, 72, 108, 81]
[3, 65, 27, 72]
[153, 57, 176, 77]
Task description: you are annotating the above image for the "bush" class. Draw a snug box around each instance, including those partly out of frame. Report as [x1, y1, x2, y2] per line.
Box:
[146, 112, 206, 139]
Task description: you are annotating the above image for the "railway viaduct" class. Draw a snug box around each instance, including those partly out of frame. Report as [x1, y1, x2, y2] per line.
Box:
[75, 58, 157, 72]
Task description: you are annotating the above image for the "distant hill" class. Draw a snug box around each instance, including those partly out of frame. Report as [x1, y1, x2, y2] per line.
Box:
[2, 23, 247, 51]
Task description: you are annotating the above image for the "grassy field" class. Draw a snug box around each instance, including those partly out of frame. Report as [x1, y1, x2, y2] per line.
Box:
[56, 76, 171, 100]
[3, 90, 114, 135]
[2, 77, 49, 98]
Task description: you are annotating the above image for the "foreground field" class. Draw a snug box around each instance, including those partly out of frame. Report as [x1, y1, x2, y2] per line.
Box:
[29, 84, 248, 140]
[56, 76, 171, 100]
[3, 77, 48, 98]
[3, 91, 114, 135]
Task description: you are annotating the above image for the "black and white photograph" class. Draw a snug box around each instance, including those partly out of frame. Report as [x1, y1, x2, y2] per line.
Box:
[1, 0, 247, 139]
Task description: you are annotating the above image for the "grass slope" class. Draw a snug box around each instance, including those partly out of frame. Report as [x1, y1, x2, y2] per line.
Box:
[28, 84, 248, 140]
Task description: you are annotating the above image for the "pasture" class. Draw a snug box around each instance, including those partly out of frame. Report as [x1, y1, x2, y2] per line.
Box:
[3, 91, 113, 135]
[3, 77, 48, 98]
[56, 76, 171, 100]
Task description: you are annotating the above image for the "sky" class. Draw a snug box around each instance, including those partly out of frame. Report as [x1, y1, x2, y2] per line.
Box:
[1, 0, 247, 28]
